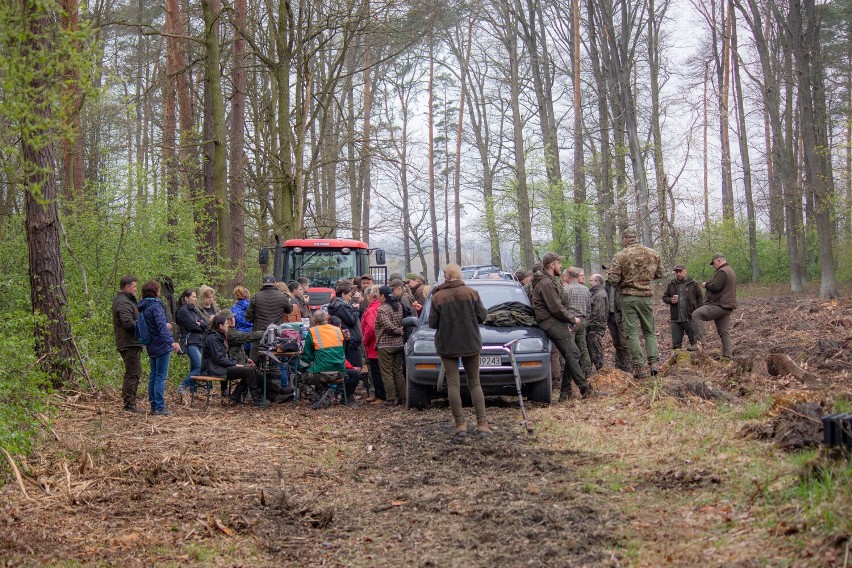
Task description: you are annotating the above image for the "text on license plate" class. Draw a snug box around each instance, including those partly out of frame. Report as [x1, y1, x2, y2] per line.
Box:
[480, 355, 503, 367]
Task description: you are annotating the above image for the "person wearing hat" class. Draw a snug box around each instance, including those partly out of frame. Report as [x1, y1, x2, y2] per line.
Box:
[606, 228, 664, 379]
[691, 253, 737, 359]
[662, 264, 704, 351]
[530, 251, 595, 401]
[358, 274, 374, 314]
[405, 272, 429, 312]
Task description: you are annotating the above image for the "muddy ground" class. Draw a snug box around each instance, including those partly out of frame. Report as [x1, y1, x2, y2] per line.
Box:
[1, 291, 851, 567]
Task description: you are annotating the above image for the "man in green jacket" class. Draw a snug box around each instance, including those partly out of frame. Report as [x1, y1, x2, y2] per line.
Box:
[692, 253, 737, 359]
[112, 275, 144, 413]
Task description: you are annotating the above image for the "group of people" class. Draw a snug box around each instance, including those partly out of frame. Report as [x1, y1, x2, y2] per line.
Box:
[110, 269, 437, 415]
[521, 228, 738, 403]
[112, 274, 309, 414]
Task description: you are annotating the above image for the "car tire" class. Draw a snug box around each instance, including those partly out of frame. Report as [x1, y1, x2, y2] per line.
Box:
[523, 378, 552, 405]
[407, 378, 431, 410]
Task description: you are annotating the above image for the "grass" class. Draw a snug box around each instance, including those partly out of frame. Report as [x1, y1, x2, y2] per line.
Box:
[537, 396, 852, 565]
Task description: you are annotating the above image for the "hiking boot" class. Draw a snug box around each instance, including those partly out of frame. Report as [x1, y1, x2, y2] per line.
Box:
[686, 344, 698, 352]
[558, 389, 573, 402]
[151, 408, 170, 416]
[273, 392, 293, 404]
[123, 405, 145, 414]
[634, 367, 650, 380]
[252, 399, 267, 407]
[383, 399, 397, 407]
[650, 362, 660, 376]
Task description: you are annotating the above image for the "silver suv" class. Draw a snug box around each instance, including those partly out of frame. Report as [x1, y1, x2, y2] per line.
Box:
[403, 280, 552, 409]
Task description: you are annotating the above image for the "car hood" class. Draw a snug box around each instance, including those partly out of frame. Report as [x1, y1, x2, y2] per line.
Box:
[407, 323, 549, 349]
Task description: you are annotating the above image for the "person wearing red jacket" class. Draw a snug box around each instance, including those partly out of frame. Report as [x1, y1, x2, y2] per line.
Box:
[360, 285, 386, 402]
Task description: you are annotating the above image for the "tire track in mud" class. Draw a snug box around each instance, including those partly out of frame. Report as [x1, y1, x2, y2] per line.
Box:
[255, 407, 623, 567]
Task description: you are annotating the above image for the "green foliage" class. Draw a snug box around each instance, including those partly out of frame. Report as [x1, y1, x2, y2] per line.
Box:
[0, 311, 52, 457]
[676, 220, 808, 285]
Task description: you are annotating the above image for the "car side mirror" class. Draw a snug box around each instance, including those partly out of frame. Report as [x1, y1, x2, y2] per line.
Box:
[375, 249, 386, 265]
[258, 247, 269, 265]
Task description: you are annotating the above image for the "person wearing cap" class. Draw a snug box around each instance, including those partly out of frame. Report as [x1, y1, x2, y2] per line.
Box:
[406, 272, 430, 311]
[692, 253, 737, 359]
[606, 228, 664, 379]
[246, 275, 293, 361]
[586, 273, 608, 371]
[358, 274, 374, 314]
[562, 266, 594, 380]
[662, 264, 704, 351]
[430, 263, 492, 435]
[530, 251, 595, 401]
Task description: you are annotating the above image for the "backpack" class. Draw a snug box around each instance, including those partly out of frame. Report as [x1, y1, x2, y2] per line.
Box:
[135, 308, 152, 346]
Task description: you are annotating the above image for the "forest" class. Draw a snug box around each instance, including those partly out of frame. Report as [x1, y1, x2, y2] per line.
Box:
[1, 0, 851, 564]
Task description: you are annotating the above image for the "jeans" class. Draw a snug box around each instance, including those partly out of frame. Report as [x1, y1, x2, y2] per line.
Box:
[179, 344, 202, 393]
[147, 351, 171, 412]
[621, 295, 660, 369]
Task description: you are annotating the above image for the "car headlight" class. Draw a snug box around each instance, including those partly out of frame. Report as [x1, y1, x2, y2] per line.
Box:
[412, 339, 436, 354]
[513, 338, 544, 353]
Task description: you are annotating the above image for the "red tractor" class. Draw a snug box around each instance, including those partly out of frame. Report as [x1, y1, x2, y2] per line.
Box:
[260, 236, 387, 310]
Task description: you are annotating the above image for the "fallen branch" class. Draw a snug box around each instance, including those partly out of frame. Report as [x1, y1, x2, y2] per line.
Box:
[1, 447, 33, 501]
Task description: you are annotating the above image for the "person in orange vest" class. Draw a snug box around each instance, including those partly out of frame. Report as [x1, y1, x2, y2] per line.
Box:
[299, 309, 358, 407]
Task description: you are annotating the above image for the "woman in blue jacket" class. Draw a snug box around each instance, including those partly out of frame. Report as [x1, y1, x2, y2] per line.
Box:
[138, 280, 181, 415]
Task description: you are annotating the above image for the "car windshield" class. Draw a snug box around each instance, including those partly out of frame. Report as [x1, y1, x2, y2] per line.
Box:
[420, 283, 529, 320]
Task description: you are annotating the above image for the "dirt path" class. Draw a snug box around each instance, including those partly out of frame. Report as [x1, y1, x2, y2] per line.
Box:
[1, 293, 851, 567]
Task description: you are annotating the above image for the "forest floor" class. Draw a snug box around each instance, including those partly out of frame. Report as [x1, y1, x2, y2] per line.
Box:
[2, 286, 852, 567]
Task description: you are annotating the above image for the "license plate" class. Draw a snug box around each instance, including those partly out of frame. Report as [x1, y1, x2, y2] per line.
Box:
[480, 355, 503, 367]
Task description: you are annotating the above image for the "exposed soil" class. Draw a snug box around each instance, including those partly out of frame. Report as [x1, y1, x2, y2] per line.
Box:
[1, 292, 851, 566]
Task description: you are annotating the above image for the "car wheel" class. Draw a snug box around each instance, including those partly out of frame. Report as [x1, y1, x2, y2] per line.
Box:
[407, 378, 431, 410]
[523, 378, 552, 405]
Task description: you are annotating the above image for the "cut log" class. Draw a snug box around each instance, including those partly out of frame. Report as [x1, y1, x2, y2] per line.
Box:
[766, 353, 817, 382]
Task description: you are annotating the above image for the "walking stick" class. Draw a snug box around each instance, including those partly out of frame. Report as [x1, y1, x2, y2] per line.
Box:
[502, 339, 534, 434]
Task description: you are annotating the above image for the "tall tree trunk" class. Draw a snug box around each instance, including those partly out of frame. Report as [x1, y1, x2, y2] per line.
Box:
[20, 1, 76, 385]
[428, 45, 440, 280]
[788, 0, 838, 298]
[504, 0, 534, 268]
[202, 0, 229, 266]
[163, 0, 179, 229]
[585, 0, 614, 260]
[59, 0, 85, 202]
[229, 0, 247, 282]
[518, 0, 566, 253]
[359, 19, 373, 244]
[703, 61, 711, 231]
[714, 0, 735, 221]
[571, 0, 586, 269]
[648, 0, 670, 262]
[452, 19, 473, 264]
[730, 4, 759, 281]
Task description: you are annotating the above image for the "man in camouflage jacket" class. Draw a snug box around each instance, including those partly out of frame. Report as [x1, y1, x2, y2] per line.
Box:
[606, 229, 664, 378]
